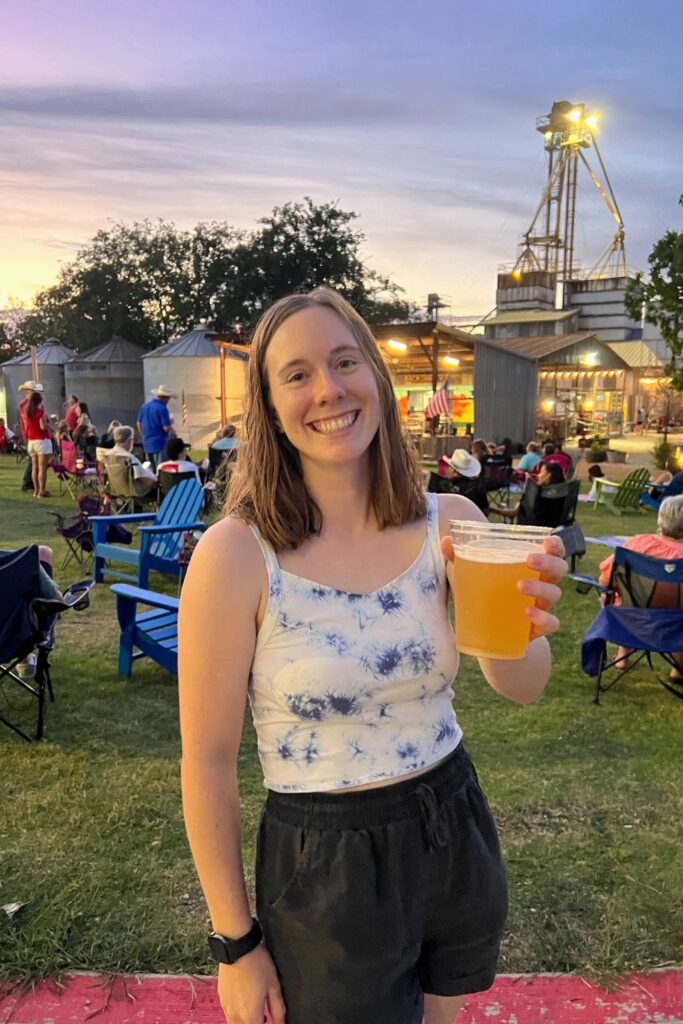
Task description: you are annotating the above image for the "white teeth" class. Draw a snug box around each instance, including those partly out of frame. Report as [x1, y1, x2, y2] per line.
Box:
[312, 412, 357, 434]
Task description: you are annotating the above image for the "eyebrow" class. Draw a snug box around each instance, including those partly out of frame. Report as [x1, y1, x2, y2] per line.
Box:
[276, 344, 360, 378]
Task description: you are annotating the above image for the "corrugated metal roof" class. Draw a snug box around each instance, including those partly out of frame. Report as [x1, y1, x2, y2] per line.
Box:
[606, 341, 663, 368]
[5, 340, 75, 365]
[495, 332, 600, 359]
[485, 309, 577, 325]
[142, 328, 247, 360]
[70, 336, 146, 363]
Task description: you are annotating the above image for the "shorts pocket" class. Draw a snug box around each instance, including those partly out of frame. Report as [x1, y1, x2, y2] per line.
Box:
[256, 811, 316, 912]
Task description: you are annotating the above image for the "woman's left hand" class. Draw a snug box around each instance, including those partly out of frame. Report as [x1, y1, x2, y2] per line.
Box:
[518, 534, 567, 641]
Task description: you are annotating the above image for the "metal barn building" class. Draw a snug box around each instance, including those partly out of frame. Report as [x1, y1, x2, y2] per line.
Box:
[1, 339, 75, 428]
[142, 328, 247, 448]
[64, 336, 145, 432]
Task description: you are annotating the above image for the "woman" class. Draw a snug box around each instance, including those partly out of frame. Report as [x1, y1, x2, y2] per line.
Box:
[73, 402, 94, 450]
[178, 289, 566, 1024]
[598, 494, 683, 677]
[24, 391, 53, 497]
[99, 419, 121, 449]
[54, 419, 72, 446]
[498, 461, 565, 520]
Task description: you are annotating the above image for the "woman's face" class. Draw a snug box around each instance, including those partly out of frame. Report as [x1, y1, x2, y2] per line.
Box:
[538, 464, 551, 486]
[265, 305, 381, 474]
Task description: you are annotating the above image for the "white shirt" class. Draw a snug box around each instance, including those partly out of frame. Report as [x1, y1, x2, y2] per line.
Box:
[156, 458, 201, 482]
[109, 444, 157, 482]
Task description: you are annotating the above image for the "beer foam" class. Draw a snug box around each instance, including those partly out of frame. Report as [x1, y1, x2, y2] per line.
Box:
[454, 541, 539, 563]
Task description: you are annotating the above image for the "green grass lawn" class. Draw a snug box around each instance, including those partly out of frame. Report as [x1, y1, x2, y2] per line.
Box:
[0, 455, 681, 982]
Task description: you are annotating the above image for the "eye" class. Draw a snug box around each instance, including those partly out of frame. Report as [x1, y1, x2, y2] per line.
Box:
[286, 370, 307, 383]
[337, 357, 359, 370]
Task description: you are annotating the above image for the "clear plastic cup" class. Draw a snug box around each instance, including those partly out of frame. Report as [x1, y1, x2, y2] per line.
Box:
[449, 520, 553, 660]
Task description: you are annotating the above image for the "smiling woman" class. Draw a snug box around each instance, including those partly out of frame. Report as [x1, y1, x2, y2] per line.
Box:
[177, 287, 566, 1024]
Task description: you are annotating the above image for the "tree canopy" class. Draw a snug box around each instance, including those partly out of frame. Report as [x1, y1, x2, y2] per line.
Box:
[625, 194, 683, 393]
[10, 200, 413, 354]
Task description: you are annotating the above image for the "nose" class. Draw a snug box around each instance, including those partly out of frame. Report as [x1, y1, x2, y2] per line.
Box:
[313, 366, 346, 404]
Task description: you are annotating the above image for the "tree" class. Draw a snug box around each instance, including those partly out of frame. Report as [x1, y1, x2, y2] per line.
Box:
[11, 202, 413, 352]
[214, 198, 412, 331]
[625, 194, 683, 440]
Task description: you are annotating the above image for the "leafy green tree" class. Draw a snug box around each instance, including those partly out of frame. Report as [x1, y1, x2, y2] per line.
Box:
[625, 195, 683, 439]
[214, 198, 412, 331]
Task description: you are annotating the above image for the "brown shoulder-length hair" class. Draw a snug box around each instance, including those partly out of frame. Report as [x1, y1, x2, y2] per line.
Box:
[226, 288, 426, 551]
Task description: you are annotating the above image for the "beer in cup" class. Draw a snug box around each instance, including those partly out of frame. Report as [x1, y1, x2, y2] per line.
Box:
[449, 521, 553, 660]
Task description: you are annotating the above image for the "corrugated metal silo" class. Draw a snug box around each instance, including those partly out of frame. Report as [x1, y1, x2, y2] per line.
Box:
[142, 327, 247, 448]
[1, 339, 75, 428]
[65, 336, 145, 432]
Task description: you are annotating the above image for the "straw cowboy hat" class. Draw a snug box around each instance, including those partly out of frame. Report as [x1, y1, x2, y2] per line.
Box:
[18, 380, 44, 393]
[444, 449, 481, 478]
[150, 385, 176, 398]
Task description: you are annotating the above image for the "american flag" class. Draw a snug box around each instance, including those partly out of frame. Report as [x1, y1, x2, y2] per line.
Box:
[181, 390, 189, 431]
[424, 380, 451, 419]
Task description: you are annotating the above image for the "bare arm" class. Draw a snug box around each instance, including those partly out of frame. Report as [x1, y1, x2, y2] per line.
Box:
[178, 519, 285, 1024]
[436, 492, 566, 704]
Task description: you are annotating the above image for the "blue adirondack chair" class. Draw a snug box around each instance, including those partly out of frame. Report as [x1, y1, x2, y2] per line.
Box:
[91, 477, 206, 587]
[111, 584, 179, 677]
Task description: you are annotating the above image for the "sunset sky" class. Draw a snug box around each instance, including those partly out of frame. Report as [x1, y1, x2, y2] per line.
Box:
[2, 0, 682, 316]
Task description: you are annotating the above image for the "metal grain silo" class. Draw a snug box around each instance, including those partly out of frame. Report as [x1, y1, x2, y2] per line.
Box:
[142, 327, 247, 448]
[1, 339, 75, 428]
[65, 336, 145, 433]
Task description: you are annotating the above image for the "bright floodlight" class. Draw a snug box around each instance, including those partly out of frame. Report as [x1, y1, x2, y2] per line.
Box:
[443, 356, 460, 366]
[586, 114, 599, 128]
[386, 339, 407, 352]
[567, 108, 582, 122]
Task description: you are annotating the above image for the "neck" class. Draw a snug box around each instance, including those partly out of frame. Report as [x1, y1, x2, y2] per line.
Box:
[302, 457, 375, 537]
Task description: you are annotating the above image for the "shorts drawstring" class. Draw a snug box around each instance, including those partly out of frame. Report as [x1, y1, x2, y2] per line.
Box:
[416, 782, 448, 849]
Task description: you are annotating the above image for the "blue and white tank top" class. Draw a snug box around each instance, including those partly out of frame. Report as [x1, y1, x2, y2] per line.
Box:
[248, 492, 461, 792]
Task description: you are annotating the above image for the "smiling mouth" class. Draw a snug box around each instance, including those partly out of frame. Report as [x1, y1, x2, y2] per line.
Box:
[308, 410, 360, 434]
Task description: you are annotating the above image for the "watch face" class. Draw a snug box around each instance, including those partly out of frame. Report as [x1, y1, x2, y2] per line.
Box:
[208, 933, 232, 964]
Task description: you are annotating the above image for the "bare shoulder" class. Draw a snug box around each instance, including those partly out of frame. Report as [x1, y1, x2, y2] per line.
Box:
[434, 492, 487, 537]
[182, 515, 267, 606]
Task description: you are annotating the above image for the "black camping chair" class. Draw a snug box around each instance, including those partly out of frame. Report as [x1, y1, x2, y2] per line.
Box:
[482, 456, 514, 507]
[514, 477, 580, 529]
[572, 546, 683, 704]
[157, 469, 198, 500]
[0, 546, 94, 741]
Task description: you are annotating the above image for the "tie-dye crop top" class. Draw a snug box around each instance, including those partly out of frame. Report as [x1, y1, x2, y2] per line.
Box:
[247, 492, 461, 792]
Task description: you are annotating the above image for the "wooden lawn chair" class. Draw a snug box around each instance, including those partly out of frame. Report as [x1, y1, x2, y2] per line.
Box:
[593, 467, 650, 515]
[91, 477, 206, 587]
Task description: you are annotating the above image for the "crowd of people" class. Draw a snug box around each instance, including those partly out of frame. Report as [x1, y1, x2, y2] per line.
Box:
[427, 437, 574, 518]
[4, 380, 241, 500]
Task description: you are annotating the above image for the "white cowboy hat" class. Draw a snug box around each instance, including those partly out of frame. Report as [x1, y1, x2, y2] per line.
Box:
[18, 380, 44, 393]
[444, 449, 481, 478]
[150, 384, 175, 398]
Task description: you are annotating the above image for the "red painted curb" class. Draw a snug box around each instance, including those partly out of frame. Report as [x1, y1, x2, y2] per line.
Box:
[1, 969, 681, 1024]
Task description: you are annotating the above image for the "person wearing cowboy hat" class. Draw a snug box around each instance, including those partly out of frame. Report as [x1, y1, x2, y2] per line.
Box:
[431, 449, 489, 515]
[17, 381, 45, 492]
[137, 385, 176, 471]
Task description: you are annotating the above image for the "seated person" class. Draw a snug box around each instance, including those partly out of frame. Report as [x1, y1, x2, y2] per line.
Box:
[517, 441, 541, 473]
[470, 438, 491, 466]
[580, 464, 617, 504]
[108, 424, 158, 499]
[428, 449, 489, 515]
[0, 418, 17, 453]
[648, 460, 683, 502]
[536, 442, 572, 477]
[0, 544, 62, 679]
[211, 423, 241, 452]
[99, 419, 121, 449]
[497, 461, 566, 520]
[157, 437, 202, 483]
[598, 495, 683, 678]
[54, 420, 72, 446]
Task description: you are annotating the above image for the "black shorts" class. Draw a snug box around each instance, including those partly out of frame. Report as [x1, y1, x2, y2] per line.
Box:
[255, 743, 508, 1024]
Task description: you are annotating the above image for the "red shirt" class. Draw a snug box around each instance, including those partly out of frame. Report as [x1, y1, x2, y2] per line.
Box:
[25, 406, 52, 441]
[65, 405, 80, 432]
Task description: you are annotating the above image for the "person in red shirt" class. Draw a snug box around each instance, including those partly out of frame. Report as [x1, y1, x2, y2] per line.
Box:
[18, 380, 44, 491]
[25, 391, 54, 497]
[64, 394, 80, 434]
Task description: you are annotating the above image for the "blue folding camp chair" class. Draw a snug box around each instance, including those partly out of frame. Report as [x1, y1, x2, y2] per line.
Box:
[0, 546, 94, 740]
[572, 546, 683, 704]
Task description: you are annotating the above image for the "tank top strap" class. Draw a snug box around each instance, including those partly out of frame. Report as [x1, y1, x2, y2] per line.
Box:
[424, 492, 446, 586]
[247, 522, 283, 644]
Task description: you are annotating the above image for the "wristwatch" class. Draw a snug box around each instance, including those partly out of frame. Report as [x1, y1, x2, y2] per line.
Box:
[208, 918, 263, 964]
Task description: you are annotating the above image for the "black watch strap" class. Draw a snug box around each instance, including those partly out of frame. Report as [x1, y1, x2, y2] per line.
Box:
[208, 918, 262, 965]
